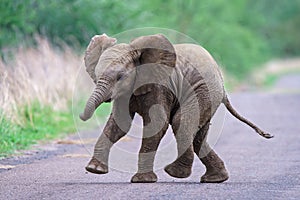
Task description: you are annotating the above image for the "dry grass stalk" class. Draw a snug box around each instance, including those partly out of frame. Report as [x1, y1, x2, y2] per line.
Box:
[0, 38, 84, 124]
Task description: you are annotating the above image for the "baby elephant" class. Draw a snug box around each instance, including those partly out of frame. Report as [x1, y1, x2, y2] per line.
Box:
[80, 33, 273, 183]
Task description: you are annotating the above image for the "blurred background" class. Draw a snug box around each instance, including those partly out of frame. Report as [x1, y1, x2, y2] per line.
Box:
[1, 0, 300, 156]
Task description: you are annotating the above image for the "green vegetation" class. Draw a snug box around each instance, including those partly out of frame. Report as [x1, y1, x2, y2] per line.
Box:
[0, 0, 299, 156]
[0, 39, 82, 157]
[1, 0, 300, 78]
[263, 74, 281, 87]
[261, 67, 300, 88]
[0, 104, 75, 157]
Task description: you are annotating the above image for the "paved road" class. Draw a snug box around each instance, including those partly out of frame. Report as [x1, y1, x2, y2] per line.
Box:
[1, 75, 300, 200]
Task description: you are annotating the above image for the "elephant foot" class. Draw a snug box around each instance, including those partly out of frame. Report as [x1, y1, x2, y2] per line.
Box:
[85, 157, 108, 174]
[200, 169, 229, 183]
[200, 150, 229, 183]
[164, 161, 192, 178]
[131, 172, 157, 183]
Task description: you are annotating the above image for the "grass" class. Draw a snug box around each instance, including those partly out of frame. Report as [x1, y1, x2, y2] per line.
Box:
[262, 73, 281, 87]
[0, 38, 108, 158]
[0, 104, 75, 157]
[250, 58, 300, 89]
[262, 70, 300, 88]
[222, 58, 300, 91]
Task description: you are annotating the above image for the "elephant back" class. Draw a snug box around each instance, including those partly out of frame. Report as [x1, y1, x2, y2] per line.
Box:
[173, 44, 224, 117]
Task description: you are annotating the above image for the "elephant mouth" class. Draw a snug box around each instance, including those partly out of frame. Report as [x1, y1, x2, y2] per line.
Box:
[104, 98, 112, 103]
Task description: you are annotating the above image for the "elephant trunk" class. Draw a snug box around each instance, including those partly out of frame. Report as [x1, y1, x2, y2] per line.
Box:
[80, 78, 112, 121]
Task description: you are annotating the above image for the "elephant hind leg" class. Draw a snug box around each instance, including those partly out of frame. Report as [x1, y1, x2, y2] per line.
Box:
[199, 150, 229, 183]
[164, 146, 194, 178]
[193, 122, 229, 183]
[164, 111, 195, 179]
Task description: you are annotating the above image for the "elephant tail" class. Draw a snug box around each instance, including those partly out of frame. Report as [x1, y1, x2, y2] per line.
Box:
[222, 94, 273, 139]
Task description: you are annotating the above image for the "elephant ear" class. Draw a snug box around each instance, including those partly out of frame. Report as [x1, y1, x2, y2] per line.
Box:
[84, 34, 117, 83]
[129, 34, 176, 95]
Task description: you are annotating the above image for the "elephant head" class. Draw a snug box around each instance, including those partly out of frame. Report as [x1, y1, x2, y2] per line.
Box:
[80, 34, 176, 121]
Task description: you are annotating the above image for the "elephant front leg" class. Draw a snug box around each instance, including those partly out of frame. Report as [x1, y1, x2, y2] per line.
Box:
[131, 108, 169, 183]
[130, 136, 166, 183]
[86, 113, 132, 174]
[164, 111, 195, 178]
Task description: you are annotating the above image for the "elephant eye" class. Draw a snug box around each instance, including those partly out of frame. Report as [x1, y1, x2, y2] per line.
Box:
[117, 73, 124, 81]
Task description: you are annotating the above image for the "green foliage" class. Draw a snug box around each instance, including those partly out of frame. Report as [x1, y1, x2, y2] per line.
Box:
[0, 99, 111, 157]
[0, 104, 75, 157]
[253, 0, 300, 56]
[1, 0, 299, 78]
[0, 0, 37, 48]
[34, 0, 138, 47]
[261, 68, 300, 88]
[263, 74, 280, 88]
[0, 0, 140, 50]
[137, 0, 300, 78]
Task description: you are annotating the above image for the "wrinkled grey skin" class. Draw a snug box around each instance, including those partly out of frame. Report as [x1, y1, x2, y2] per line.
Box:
[80, 34, 273, 183]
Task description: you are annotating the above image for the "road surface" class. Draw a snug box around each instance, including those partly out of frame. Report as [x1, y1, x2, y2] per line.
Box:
[0, 75, 300, 199]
